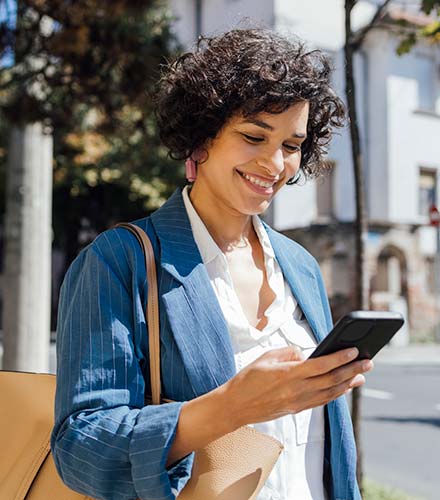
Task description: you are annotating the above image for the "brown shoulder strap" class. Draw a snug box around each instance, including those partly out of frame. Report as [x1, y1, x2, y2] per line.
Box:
[113, 223, 161, 405]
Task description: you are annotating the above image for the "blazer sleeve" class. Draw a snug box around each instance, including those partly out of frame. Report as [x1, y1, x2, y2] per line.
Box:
[50, 227, 195, 500]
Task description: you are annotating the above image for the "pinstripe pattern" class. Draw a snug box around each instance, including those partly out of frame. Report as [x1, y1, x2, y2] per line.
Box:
[51, 188, 360, 500]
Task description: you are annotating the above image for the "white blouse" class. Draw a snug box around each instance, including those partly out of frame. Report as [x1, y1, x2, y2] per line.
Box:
[182, 186, 327, 500]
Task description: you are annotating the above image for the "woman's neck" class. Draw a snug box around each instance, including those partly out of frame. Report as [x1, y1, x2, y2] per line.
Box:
[188, 184, 255, 253]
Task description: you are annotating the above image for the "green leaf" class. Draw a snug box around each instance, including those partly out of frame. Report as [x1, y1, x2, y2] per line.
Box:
[396, 32, 417, 56]
[421, 0, 440, 15]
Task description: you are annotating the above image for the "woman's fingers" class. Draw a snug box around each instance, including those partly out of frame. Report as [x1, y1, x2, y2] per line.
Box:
[284, 356, 373, 412]
[349, 373, 366, 388]
[311, 358, 374, 391]
[302, 347, 360, 376]
[310, 373, 367, 408]
[224, 345, 375, 424]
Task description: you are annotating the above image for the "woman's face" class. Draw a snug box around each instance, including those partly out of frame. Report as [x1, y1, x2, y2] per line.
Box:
[194, 101, 309, 216]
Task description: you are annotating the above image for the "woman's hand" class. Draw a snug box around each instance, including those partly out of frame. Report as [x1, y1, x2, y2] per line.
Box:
[223, 346, 373, 427]
[166, 346, 372, 467]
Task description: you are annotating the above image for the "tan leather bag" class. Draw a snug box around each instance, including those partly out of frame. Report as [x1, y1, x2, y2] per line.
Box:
[0, 222, 283, 500]
[0, 370, 91, 500]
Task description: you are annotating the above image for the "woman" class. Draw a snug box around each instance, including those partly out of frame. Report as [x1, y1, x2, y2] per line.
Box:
[51, 28, 372, 500]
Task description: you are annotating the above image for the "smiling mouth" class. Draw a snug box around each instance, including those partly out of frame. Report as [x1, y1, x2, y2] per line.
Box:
[236, 170, 277, 188]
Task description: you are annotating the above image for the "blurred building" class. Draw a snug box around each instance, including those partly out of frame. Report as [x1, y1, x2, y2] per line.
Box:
[168, 0, 440, 342]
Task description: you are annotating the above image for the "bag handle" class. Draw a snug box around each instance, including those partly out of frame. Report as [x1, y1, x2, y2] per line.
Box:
[113, 223, 162, 405]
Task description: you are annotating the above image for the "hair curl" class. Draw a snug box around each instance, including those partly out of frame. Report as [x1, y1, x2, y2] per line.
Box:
[155, 28, 346, 181]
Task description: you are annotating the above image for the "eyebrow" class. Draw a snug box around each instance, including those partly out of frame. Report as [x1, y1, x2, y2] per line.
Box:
[240, 118, 307, 139]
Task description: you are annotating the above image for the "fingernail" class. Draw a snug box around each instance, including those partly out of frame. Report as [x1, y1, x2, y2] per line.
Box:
[351, 374, 365, 385]
[362, 360, 373, 371]
[347, 348, 359, 360]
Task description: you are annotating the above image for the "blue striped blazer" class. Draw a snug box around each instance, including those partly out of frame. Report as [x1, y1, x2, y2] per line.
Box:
[51, 188, 361, 500]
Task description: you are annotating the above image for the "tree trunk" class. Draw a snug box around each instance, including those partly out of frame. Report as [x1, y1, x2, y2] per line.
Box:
[3, 123, 53, 372]
[344, 0, 370, 492]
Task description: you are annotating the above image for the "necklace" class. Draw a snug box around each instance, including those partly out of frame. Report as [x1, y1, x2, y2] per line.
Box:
[216, 229, 254, 254]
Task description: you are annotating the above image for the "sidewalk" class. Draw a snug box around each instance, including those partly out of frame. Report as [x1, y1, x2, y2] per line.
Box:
[374, 343, 440, 366]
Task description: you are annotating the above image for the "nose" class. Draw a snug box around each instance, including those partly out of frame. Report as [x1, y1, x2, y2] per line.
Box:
[257, 147, 284, 176]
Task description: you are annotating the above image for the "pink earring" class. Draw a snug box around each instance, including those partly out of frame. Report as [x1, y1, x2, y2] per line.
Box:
[185, 157, 197, 182]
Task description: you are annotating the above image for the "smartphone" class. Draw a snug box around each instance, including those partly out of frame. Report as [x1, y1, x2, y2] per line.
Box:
[309, 311, 404, 360]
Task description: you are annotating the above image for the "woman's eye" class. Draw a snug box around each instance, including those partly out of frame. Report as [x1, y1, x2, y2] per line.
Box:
[242, 134, 264, 143]
[283, 144, 301, 153]
[241, 134, 300, 152]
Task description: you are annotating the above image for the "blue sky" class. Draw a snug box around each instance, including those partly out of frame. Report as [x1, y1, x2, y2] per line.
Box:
[0, 0, 16, 67]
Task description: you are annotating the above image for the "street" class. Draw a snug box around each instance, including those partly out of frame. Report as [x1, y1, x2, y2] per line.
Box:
[361, 364, 440, 500]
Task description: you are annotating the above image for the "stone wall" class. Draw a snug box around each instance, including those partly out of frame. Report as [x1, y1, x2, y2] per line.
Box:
[282, 222, 440, 342]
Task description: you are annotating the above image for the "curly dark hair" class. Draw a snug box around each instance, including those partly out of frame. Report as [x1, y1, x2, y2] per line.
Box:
[155, 28, 346, 181]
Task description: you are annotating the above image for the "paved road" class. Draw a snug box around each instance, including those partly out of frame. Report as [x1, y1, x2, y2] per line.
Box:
[360, 364, 440, 500]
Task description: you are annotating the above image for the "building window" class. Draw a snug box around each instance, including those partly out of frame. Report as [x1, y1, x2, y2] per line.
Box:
[418, 168, 437, 217]
[316, 161, 335, 218]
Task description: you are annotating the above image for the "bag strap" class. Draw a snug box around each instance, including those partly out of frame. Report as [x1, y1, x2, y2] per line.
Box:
[113, 222, 162, 405]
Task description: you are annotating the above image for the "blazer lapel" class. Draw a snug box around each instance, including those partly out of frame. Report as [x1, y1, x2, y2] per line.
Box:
[150, 189, 236, 397]
[264, 223, 328, 343]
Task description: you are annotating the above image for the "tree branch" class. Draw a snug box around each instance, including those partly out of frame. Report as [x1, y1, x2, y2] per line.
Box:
[346, 0, 357, 15]
[351, 0, 393, 50]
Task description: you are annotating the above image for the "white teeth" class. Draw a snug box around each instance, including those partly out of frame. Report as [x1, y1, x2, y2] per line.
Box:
[242, 172, 273, 188]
